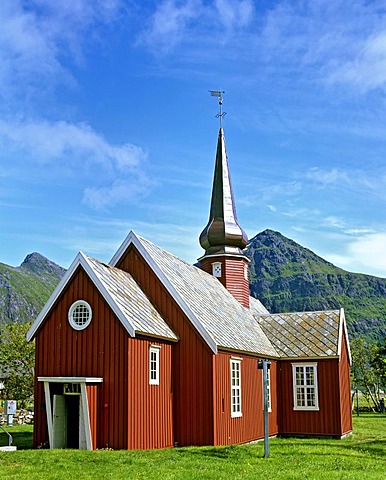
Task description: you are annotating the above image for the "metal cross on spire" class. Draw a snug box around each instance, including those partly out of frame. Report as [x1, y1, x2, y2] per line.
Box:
[209, 90, 226, 128]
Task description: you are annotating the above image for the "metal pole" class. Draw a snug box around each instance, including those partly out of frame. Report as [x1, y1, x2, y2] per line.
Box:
[0, 424, 13, 447]
[263, 360, 269, 458]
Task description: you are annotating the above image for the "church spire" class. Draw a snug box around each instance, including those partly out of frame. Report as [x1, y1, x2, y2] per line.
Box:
[199, 127, 248, 257]
[198, 98, 250, 308]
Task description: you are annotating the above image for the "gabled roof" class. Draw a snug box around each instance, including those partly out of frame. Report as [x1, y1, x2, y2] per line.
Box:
[255, 309, 351, 361]
[27, 252, 177, 342]
[249, 296, 270, 315]
[110, 232, 278, 357]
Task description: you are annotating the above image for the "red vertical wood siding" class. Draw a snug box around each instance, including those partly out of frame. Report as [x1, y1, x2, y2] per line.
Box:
[117, 247, 214, 447]
[33, 267, 175, 450]
[200, 257, 250, 308]
[339, 333, 352, 435]
[278, 359, 344, 436]
[213, 353, 278, 445]
[127, 337, 173, 449]
[33, 267, 129, 449]
[86, 384, 98, 449]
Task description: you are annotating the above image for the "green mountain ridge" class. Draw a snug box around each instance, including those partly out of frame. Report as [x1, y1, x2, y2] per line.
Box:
[1, 232, 385, 342]
[0, 253, 66, 326]
[246, 229, 386, 341]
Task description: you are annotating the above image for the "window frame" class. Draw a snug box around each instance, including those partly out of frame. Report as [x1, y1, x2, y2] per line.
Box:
[292, 362, 319, 411]
[149, 345, 161, 386]
[230, 357, 242, 418]
[212, 262, 222, 278]
[68, 300, 92, 331]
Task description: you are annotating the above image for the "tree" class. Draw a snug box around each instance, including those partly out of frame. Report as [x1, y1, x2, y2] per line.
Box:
[351, 337, 385, 412]
[0, 322, 35, 408]
[371, 341, 386, 389]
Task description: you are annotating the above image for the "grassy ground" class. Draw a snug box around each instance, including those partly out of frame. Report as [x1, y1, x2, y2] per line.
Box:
[0, 414, 385, 479]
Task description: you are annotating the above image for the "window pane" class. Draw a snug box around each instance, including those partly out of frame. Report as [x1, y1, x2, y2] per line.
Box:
[296, 367, 304, 386]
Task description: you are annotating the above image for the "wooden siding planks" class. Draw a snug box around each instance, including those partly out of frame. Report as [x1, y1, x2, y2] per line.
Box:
[278, 359, 343, 436]
[339, 333, 352, 435]
[213, 353, 278, 446]
[117, 246, 214, 447]
[86, 384, 98, 449]
[200, 257, 250, 308]
[33, 267, 129, 450]
[127, 337, 173, 449]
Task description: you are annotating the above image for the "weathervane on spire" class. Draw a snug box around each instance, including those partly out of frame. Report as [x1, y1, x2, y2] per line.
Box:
[209, 90, 226, 127]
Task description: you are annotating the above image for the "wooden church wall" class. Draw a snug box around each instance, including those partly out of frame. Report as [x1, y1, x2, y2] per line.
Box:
[116, 246, 215, 447]
[339, 333, 352, 435]
[127, 337, 174, 450]
[213, 353, 278, 446]
[33, 267, 175, 450]
[277, 358, 343, 437]
[33, 267, 130, 450]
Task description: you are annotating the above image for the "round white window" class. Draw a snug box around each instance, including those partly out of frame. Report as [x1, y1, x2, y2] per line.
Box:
[68, 300, 92, 330]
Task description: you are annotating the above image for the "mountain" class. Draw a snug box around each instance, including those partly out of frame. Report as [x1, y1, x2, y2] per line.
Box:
[0, 253, 66, 326]
[246, 229, 386, 341]
[1, 234, 386, 342]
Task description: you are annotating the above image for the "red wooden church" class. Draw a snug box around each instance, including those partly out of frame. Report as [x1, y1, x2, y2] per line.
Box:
[27, 126, 352, 450]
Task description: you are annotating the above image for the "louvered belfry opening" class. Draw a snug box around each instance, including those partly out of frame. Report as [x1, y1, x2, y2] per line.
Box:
[198, 128, 250, 308]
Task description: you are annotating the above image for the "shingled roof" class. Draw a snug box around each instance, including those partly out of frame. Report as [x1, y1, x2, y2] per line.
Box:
[111, 232, 278, 358]
[255, 310, 345, 359]
[27, 252, 178, 342]
[84, 255, 178, 341]
[28, 231, 347, 362]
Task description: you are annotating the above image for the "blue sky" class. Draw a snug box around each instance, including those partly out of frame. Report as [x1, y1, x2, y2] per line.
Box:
[1, 0, 386, 277]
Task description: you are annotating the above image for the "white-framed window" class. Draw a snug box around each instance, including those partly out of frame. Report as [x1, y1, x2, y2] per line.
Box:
[230, 357, 242, 417]
[68, 300, 92, 331]
[149, 345, 161, 385]
[262, 368, 272, 413]
[292, 363, 319, 411]
[212, 262, 222, 278]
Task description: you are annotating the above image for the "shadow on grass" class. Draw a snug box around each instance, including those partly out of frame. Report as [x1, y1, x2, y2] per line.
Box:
[269, 436, 386, 460]
[0, 429, 33, 450]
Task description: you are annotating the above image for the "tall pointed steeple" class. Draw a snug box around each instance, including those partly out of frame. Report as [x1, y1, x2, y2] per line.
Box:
[199, 126, 250, 308]
[199, 128, 248, 256]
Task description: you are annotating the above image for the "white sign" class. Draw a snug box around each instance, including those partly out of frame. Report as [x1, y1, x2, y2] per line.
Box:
[6, 400, 17, 415]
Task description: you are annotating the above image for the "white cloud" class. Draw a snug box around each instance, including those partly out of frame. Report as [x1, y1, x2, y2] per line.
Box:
[329, 32, 386, 92]
[0, 118, 150, 210]
[83, 178, 151, 210]
[0, 0, 122, 101]
[0, 118, 146, 171]
[323, 216, 346, 229]
[258, 0, 386, 95]
[214, 0, 254, 30]
[306, 167, 350, 187]
[137, 0, 255, 53]
[327, 232, 386, 277]
[137, 0, 202, 52]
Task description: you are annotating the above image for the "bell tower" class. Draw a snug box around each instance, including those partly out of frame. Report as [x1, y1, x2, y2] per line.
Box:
[198, 92, 250, 307]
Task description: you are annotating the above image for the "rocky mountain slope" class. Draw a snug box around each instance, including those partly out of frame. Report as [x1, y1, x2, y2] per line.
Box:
[246, 229, 386, 341]
[1, 233, 385, 342]
[0, 253, 66, 326]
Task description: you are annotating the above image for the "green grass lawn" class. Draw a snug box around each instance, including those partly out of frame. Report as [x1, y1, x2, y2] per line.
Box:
[0, 414, 385, 480]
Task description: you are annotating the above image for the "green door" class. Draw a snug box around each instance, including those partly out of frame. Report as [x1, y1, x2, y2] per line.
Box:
[52, 395, 67, 448]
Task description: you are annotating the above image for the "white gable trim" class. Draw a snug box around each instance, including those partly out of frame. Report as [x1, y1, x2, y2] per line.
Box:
[110, 231, 218, 354]
[337, 308, 352, 365]
[27, 252, 136, 342]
